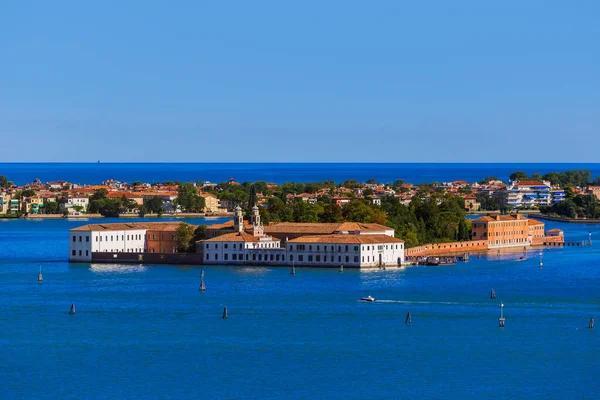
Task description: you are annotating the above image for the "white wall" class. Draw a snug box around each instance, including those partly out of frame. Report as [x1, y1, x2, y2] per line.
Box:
[69, 229, 147, 262]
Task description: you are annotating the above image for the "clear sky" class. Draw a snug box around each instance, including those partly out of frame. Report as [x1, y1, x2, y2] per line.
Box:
[1, 1, 598, 162]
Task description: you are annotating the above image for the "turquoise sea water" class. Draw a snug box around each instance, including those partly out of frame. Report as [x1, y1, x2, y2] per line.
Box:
[1, 217, 599, 399]
[2, 162, 600, 185]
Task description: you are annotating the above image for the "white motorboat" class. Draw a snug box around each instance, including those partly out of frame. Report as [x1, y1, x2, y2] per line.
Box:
[361, 296, 376, 302]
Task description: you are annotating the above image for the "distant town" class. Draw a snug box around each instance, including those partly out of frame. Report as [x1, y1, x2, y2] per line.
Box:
[2, 169, 597, 268]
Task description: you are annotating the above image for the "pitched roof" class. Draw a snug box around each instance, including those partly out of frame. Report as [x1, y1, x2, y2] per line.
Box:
[71, 222, 194, 232]
[472, 214, 527, 223]
[527, 219, 544, 226]
[203, 231, 278, 243]
[288, 234, 404, 244]
[71, 223, 148, 232]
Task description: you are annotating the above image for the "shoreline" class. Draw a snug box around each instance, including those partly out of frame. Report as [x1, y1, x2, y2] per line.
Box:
[531, 214, 600, 224]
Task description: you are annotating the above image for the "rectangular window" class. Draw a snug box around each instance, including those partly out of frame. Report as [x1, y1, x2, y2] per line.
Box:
[354, 256, 359, 262]
[79, 250, 82, 256]
[308, 255, 313, 262]
[299, 255, 304, 261]
[224, 254, 228, 260]
[316, 255, 320, 262]
[224, 244, 228, 249]
[86, 236, 90, 242]
[79, 236, 82, 242]
[86, 250, 89, 256]
[72, 250, 76, 256]
[73, 236, 76, 242]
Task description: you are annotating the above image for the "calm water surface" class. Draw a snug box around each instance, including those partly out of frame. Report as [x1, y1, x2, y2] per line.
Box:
[2, 162, 600, 185]
[1, 217, 599, 399]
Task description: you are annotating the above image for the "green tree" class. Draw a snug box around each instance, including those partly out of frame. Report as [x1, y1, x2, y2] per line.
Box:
[366, 178, 378, 185]
[478, 176, 498, 184]
[174, 223, 196, 252]
[176, 183, 205, 212]
[193, 224, 207, 242]
[340, 180, 361, 189]
[144, 197, 164, 214]
[91, 188, 109, 200]
[392, 179, 405, 188]
[43, 200, 60, 214]
[319, 203, 343, 223]
[509, 171, 529, 182]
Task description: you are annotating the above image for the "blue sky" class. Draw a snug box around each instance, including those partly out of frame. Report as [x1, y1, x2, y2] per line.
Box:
[1, 1, 598, 162]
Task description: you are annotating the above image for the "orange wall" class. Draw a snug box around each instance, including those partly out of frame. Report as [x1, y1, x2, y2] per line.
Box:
[146, 229, 178, 253]
[406, 240, 488, 257]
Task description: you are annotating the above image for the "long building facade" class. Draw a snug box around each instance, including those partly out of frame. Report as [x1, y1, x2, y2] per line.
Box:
[471, 214, 549, 248]
[69, 207, 405, 268]
[199, 206, 404, 268]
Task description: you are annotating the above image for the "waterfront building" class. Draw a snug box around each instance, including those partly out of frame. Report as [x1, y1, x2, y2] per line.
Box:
[199, 206, 403, 267]
[528, 219, 545, 246]
[464, 196, 481, 212]
[70, 207, 404, 267]
[287, 235, 404, 268]
[69, 223, 148, 262]
[0, 193, 9, 214]
[506, 180, 564, 208]
[587, 186, 600, 201]
[471, 214, 545, 248]
[200, 193, 220, 212]
[145, 222, 190, 254]
[60, 196, 89, 214]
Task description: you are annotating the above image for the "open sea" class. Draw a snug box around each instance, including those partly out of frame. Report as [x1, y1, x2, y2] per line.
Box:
[1, 215, 599, 399]
[2, 162, 600, 185]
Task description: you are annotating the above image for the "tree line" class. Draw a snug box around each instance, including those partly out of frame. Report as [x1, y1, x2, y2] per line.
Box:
[509, 170, 596, 187]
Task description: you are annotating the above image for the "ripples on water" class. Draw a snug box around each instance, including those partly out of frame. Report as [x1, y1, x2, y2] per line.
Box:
[1, 218, 599, 399]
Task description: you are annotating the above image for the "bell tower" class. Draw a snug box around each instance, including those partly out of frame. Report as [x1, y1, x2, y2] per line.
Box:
[251, 205, 263, 237]
[233, 206, 243, 233]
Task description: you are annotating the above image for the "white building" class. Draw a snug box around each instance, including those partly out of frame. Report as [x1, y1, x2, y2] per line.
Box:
[60, 196, 90, 214]
[200, 206, 405, 268]
[69, 223, 148, 262]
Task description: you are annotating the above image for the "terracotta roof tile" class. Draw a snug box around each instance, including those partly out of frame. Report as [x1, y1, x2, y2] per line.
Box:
[288, 234, 404, 244]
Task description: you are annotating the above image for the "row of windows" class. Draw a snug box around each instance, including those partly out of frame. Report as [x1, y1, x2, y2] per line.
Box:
[204, 243, 402, 252]
[71, 250, 89, 257]
[76, 234, 144, 243]
[148, 234, 175, 241]
[491, 239, 527, 244]
[149, 248, 177, 253]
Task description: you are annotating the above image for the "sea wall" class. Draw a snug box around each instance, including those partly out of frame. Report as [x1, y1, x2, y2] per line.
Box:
[405, 240, 488, 257]
[91, 252, 204, 265]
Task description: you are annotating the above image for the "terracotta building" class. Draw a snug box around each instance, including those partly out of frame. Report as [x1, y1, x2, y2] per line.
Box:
[472, 214, 545, 248]
[145, 222, 194, 254]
